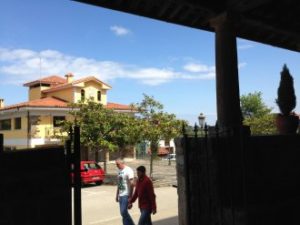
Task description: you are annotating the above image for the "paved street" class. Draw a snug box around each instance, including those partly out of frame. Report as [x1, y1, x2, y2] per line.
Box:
[80, 185, 178, 225]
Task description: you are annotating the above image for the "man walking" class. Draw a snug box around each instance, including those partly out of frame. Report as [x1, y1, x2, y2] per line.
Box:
[129, 166, 156, 225]
[115, 158, 135, 225]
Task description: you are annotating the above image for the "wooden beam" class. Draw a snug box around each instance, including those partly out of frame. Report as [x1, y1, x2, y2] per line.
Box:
[73, 0, 300, 52]
[158, 1, 172, 17]
[241, 15, 300, 44]
[228, 0, 272, 12]
[129, 0, 142, 10]
[168, 4, 184, 20]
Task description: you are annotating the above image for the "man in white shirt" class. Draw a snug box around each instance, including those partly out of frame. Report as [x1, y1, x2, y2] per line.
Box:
[115, 158, 135, 225]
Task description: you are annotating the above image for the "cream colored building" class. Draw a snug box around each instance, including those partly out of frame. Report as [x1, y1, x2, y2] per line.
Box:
[0, 73, 132, 150]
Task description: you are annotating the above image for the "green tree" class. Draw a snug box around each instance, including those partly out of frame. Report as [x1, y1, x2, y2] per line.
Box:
[240, 92, 276, 135]
[240, 91, 272, 118]
[134, 94, 183, 178]
[110, 110, 144, 155]
[61, 99, 142, 171]
[243, 114, 276, 135]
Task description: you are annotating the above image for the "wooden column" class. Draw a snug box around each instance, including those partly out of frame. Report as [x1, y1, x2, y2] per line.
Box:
[211, 14, 247, 225]
[211, 14, 242, 131]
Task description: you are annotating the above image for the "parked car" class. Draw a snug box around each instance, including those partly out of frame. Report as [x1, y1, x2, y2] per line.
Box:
[71, 161, 105, 186]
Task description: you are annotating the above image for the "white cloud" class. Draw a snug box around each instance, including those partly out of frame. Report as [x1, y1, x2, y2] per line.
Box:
[181, 73, 215, 80]
[128, 68, 178, 85]
[0, 48, 241, 86]
[0, 48, 37, 61]
[183, 63, 212, 73]
[40, 49, 65, 58]
[182, 62, 216, 79]
[110, 25, 131, 36]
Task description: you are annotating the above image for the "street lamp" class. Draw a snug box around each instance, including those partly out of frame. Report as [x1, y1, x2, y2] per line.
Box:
[198, 113, 206, 129]
[198, 113, 206, 137]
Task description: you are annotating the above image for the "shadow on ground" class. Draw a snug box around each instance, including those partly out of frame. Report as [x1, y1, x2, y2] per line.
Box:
[154, 216, 178, 225]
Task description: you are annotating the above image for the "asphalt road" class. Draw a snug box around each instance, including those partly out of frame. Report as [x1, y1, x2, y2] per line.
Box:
[78, 185, 178, 225]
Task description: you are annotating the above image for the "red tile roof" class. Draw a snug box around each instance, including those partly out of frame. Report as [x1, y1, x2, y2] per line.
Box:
[42, 76, 112, 93]
[106, 102, 133, 111]
[23, 75, 67, 87]
[0, 97, 68, 111]
[3, 73, 131, 112]
[0, 98, 133, 112]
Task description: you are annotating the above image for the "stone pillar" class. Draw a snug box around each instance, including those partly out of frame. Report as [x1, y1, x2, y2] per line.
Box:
[211, 14, 242, 130]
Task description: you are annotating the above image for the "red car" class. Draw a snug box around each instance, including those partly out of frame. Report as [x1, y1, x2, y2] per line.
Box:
[72, 161, 105, 185]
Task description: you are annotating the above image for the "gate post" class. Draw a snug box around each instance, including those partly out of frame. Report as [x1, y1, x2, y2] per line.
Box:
[74, 126, 82, 225]
[175, 126, 191, 225]
[65, 136, 72, 225]
[0, 133, 3, 153]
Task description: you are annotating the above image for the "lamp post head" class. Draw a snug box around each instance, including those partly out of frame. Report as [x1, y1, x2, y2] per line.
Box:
[198, 113, 206, 128]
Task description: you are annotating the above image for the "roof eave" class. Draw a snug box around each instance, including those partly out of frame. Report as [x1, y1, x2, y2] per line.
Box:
[74, 0, 300, 53]
[0, 106, 72, 114]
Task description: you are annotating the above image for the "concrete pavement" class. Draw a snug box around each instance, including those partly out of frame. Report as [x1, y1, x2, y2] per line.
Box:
[80, 185, 178, 225]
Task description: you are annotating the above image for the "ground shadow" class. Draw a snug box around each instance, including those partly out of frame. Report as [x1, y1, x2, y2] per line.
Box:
[153, 216, 178, 225]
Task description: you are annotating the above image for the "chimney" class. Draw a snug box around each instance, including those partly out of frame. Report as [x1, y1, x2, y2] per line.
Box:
[0, 99, 4, 108]
[65, 73, 74, 83]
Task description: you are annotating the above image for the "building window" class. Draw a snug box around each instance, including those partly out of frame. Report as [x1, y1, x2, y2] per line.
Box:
[53, 116, 65, 127]
[81, 89, 85, 101]
[14, 117, 21, 130]
[97, 91, 101, 101]
[0, 119, 11, 130]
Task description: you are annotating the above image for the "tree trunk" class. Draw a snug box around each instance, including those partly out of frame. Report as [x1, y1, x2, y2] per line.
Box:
[167, 144, 171, 166]
[95, 150, 99, 162]
[150, 142, 158, 179]
[150, 154, 153, 179]
[132, 145, 136, 160]
[103, 149, 109, 173]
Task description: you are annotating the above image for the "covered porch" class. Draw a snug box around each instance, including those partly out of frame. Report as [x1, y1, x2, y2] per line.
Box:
[74, 0, 300, 224]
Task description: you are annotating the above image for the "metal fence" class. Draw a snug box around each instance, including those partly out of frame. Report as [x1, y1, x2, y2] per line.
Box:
[0, 126, 82, 225]
[177, 123, 300, 225]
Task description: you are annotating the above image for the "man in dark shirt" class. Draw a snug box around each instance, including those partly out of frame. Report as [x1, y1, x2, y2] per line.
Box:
[128, 166, 156, 225]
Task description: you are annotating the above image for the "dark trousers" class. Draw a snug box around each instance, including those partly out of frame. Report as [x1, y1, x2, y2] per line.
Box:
[138, 209, 152, 225]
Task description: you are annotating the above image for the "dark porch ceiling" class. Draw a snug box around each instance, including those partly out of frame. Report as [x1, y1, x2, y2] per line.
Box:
[74, 0, 300, 52]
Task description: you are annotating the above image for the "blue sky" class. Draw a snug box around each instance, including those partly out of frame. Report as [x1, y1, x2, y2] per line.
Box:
[1, 0, 300, 125]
